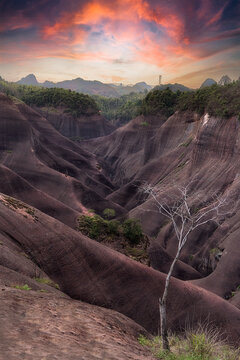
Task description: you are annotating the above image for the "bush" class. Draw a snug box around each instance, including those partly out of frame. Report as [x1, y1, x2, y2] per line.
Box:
[77, 214, 144, 245]
[103, 208, 116, 219]
[77, 214, 120, 240]
[139, 88, 180, 117]
[122, 219, 144, 245]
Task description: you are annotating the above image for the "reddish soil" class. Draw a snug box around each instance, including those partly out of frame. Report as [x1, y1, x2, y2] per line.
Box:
[1, 93, 240, 357]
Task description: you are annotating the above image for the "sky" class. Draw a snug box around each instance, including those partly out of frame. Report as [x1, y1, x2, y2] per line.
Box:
[0, 0, 239, 87]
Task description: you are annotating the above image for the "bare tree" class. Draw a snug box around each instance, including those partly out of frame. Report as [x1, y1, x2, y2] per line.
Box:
[142, 183, 232, 351]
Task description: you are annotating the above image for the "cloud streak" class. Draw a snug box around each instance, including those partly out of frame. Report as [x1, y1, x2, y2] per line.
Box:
[0, 0, 239, 85]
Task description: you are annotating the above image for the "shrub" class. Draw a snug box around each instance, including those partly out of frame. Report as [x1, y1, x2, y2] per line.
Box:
[122, 218, 144, 245]
[77, 214, 120, 240]
[77, 214, 144, 246]
[103, 208, 116, 220]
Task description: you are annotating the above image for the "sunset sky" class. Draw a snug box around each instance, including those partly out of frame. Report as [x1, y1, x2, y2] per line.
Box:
[0, 0, 239, 87]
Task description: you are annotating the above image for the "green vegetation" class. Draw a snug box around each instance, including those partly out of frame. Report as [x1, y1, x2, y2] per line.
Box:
[34, 277, 60, 290]
[1, 76, 239, 124]
[140, 88, 180, 117]
[103, 208, 116, 219]
[0, 78, 99, 118]
[77, 214, 147, 262]
[94, 92, 144, 124]
[13, 284, 31, 291]
[122, 218, 144, 245]
[177, 81, 240, 118]
[77, 214, 120, 240]
[77, 214, 143, 245]
[180, 137, 193, 147]
[138, 331, 240, 360]
[138, 81, 240, 119]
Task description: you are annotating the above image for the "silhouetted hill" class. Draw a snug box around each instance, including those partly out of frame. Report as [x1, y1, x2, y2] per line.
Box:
[218, 75, 232, 85]
[17, 73, 39, 86]
[200, 78, 217, 88]
[154, 83, 192, 92]
[16, 74, 153, 97]
[109, 81, 152, 95]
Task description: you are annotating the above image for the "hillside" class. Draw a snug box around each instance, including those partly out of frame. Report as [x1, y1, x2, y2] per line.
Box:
[0, 78, 115, 139]
[82, 81, 240, 302]
[1, 81, 240, 358]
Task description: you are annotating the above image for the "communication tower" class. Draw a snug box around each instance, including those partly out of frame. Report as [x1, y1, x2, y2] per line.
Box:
[159, 75, 162, 85]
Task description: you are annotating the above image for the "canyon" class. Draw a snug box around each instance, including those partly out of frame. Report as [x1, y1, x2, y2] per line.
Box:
[0, 90, 240, 358]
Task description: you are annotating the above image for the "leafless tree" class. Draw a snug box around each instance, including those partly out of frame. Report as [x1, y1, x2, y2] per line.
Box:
[142, 183, 233, 351]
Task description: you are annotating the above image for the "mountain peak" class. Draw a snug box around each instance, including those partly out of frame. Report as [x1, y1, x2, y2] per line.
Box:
[17, 74, 39, 86]
[218, 75, 232, 85]
[200, 78, 217, 88]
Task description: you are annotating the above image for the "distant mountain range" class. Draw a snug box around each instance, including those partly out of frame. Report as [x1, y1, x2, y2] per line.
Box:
[15, 73, 239, 97]
[200, 75, 235, 88]
[16, 74, 152, 97]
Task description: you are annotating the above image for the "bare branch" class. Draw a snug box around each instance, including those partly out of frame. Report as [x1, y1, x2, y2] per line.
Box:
[140, 180, 235, 350]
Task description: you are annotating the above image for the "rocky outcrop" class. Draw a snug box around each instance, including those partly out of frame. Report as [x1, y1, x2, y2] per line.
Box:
[0, 195, 240, 345]
[1, 93, 240, 355]
[0, 287, 153, 360]
[0, 93, 124, 227]
[36, 106, 114, 140]
[83, 109, 240, 303]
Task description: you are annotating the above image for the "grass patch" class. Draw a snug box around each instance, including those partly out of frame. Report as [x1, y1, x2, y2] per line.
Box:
[34, 277, 60, 290]
[140, 121, 149, 127]
[180, 137, 193, 147]
[0, 196, 38, 221]
[138, 329, 240, 360]
[126, 247, 148, 262]
[13, 284, 31, 291]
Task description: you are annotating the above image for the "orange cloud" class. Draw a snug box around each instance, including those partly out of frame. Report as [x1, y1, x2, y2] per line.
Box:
[111, 75, 126, 82]
[42, 0, 184, 43]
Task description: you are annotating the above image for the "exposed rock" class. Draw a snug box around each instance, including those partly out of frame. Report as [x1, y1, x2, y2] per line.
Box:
[83, 109, 240, 303]
[0, 196, 240, 345]
[0, 93, 124, 227]
[35, 106, 115, 140]
[1, 91, 240, 355]
[0, 287, 153, 360]
[149, 243, 202, 280]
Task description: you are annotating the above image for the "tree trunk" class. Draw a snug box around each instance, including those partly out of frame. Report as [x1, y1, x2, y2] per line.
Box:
[159, 298, 169, 350]
[159, 251, 180, 351]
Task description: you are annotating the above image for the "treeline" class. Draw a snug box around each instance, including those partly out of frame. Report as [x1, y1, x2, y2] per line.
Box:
[177, 81, 240, 118]
[93, 92, 145, 125]
[140, 88, 180, 117]
[1, 76, 239, 122]
[140, 81, 240, 119]
[0, 78, 99, 117]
